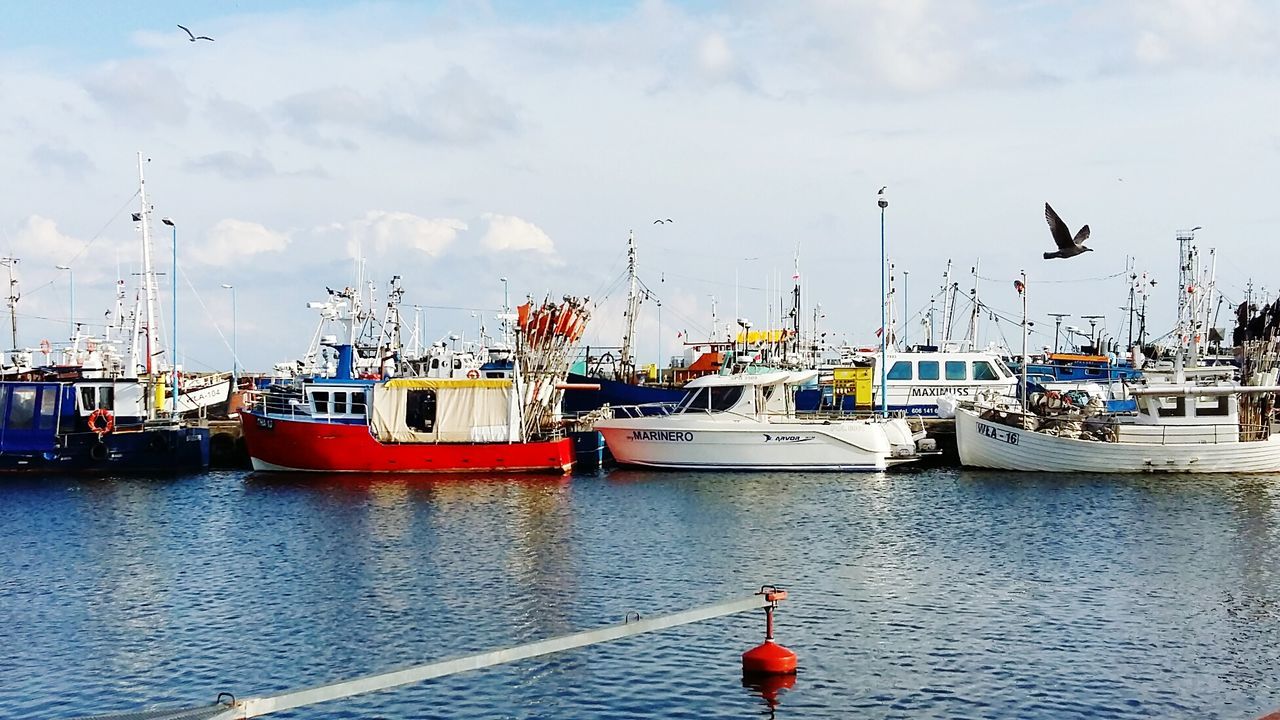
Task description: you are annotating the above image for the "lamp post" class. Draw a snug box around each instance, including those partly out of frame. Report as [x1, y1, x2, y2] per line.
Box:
[55, 265, 74, 339]
[221, 283, 237, 388]
[161, 217, 178, 417]
[877, 187, 889, 416]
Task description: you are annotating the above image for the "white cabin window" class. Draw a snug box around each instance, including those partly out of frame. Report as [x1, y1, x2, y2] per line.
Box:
[945, 361, 967, 381]
[78, 386, 114, 412]
[918, 361, 939, 380]
[332, 393, 348, 415]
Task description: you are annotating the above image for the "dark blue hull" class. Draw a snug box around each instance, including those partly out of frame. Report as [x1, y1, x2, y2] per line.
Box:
[562, 372, 687, 414]
[0, 427, 211, 473]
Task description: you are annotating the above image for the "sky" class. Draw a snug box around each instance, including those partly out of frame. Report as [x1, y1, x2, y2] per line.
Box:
[2, 0, 1279, 373]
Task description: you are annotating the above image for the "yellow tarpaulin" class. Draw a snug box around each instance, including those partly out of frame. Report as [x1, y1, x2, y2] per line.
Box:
[734, 329, 790, 344]
[383, 378, 512, 390]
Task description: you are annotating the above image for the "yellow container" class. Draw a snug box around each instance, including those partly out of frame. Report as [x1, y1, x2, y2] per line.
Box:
[833, 367, 872, 408]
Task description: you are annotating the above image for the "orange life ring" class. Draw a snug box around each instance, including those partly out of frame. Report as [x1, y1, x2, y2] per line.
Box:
[88, 408, 115, 437]
[466, 369, 480, 379]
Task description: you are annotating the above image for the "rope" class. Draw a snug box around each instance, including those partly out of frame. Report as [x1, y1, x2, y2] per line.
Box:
[65, 190, 143, 267]
[975, 269, 1127, 284]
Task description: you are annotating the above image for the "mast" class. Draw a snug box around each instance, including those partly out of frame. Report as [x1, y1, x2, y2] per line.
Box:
[136, 152, 161, 376]
[939, 259, 954, 348]
[1126, 258, 1137, 351]
[901, 269, 909, 350]
[1176, 227, 1200, 365]
[1202, 247, 1217, 353]
[1, 256, 17, 350]
[887, 260, 896, 351]
[709, 295, 718, 342]
[791, 246, 801, 356]
[1020, 270, 1028, 410]
[966, 260, 980, 351]
[620, 230, 640, 378]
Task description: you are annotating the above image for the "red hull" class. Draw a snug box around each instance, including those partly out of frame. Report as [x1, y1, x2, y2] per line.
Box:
[240, 411, 573, 473]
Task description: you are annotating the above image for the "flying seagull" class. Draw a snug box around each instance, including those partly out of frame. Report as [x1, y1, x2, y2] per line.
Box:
[177, 24, 214, 42]
[1042, 202, 1091, 259]
[653, 218, 673, 224]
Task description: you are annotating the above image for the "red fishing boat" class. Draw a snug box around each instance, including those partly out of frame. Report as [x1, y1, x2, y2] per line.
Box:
[241, 295, 590, 474]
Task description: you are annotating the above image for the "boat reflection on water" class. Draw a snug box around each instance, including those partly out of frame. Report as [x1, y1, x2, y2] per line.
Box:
[743, 673, 797, 714]
[243, 468, 580, 648]
[244, 470, 573, 492]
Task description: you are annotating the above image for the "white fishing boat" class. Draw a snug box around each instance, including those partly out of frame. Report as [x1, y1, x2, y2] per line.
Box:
[594, 371, 928, 471]
[955, 383, 1280, 473]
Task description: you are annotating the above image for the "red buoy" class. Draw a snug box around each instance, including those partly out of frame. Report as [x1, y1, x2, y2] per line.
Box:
[743, 639, 798, 675]
[742, 586, 798, 677]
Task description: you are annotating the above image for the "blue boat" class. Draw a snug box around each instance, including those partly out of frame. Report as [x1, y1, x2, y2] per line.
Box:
[561, 371, 687, 415]
[0, 377, 209, 473]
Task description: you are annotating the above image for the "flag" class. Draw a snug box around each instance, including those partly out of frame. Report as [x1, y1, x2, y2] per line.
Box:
[875, 326, 884, 337]
[1013, 280, 1025, 295]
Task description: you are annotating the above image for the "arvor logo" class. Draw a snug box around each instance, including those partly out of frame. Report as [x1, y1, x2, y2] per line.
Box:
[763, 434, 815, 443]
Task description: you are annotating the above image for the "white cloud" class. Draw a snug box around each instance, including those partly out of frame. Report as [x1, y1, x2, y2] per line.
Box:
[1124, 0, 1277, 69]
[11, 215, 84, 261]
[191, 219, 290, 266]
[479, 213, 556, 256]
[346, 211, 466, 258]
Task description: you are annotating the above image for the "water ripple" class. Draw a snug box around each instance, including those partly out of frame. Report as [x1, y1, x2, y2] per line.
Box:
[2, 468, 1280, 718]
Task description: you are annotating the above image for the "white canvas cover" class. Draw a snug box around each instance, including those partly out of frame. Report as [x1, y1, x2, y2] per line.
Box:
[369, 378, 519, 444]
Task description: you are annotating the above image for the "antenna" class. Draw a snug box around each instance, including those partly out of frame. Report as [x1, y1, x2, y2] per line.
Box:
[1047, 313, 1070, 354]
[0, 256, 18, 351]
[1080, 314, 1106, 352]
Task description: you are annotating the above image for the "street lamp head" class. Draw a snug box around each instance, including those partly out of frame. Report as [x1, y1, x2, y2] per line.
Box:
[877, 186, 888, 209]
[499, 276, 508, 283]
[161, 217, 175, 227]
[1190, 225, 1202, 232]
[55, 265, 70, 271]
[221, 283, 233, 289]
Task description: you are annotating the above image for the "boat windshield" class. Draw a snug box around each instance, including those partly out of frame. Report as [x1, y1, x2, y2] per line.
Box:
[994, 357, 1014, 378]
[676, 385, 745, 413]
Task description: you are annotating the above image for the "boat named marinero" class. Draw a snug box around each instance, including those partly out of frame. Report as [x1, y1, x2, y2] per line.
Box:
[594, 370, 928, 471]
[956, 383, 1280, 473]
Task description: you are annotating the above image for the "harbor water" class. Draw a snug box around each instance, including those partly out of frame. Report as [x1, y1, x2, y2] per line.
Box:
[3, 468, 1279, 719]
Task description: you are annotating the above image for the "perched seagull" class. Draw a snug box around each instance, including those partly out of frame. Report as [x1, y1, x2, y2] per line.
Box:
[653, 218, 673, 224]
[177, 24, 214, 42]
[1042, 202, 1092, 259]
[878, 186, 886, 194]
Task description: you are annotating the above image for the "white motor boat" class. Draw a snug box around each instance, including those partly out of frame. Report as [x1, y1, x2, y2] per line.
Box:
[955, 383, 1280, 473]
[594, 371, 927, 471]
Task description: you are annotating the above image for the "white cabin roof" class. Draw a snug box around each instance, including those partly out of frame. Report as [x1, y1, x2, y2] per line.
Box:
[685, 370, 818, 388]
